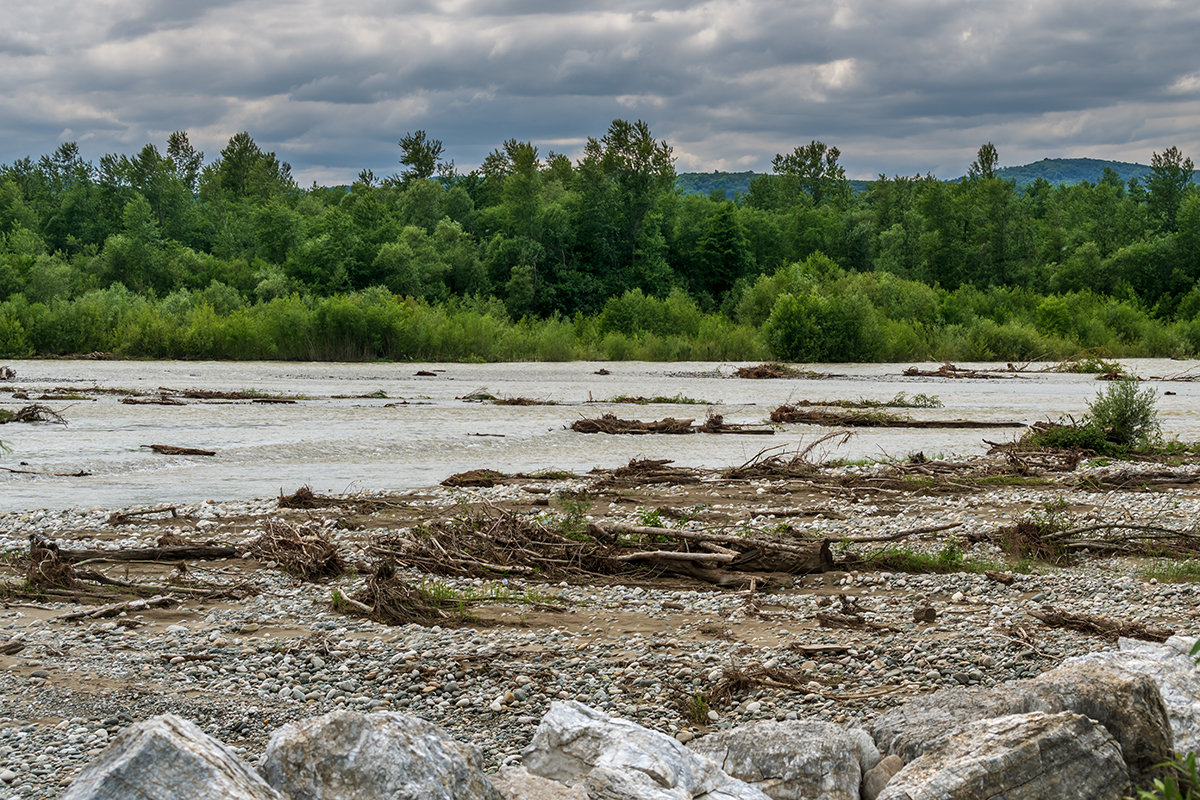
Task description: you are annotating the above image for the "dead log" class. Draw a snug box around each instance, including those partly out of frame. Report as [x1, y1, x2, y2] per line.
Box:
[58, 595, 176, 621]
[839, 522, 963, 544]
[142, 444, 216, 456]
[571, 414, 695, 434]
[121, 396, 186, 406]
[770, 405, 1024, 428]
[1028, 605, 1173, 642]
[590, 522, 834, 573]
[108, 506, 182, 525]
[52, 544, 239, 563]
[610, 550, 735, 563]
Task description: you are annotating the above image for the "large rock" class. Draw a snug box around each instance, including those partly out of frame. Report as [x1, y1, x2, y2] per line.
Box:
[861, 755, 903, 800]
[1064, 634, 1200, 754]
[876, 711, 1129, 800]
[688, 720, 876, 800]
[492, 765, 587, 800]
[521, 701, 770, 800]
[62, 714, 283, 800]
[870, 661, 1172, 783]
[258, 710, 499, 800]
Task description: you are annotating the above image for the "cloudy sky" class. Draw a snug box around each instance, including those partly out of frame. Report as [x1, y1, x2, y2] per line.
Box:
[2, 0, 1199, 184]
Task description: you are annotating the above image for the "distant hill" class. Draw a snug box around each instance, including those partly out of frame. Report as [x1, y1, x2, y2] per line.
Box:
[676, 157, 1198, 198]
[992, 158, 1153, 187]
[674, 171, 869, 198]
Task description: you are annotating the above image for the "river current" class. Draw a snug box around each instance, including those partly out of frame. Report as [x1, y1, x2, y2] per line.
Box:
[2, 359, 1197, 512]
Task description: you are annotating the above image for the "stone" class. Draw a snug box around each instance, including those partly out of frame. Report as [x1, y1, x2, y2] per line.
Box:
[688, 720, 870, 800]
[258, 710, 499, 800]
[876, 712, 1129, 800]
[913, 606, 937, 623]
[61, 714, 283, 800]
[521, 701, 769, 800]
[492, 766, 587, 800]
[861, 755, 902, 800]
[1064, 634, 1200, 755]
[870, 661, 1172, 784]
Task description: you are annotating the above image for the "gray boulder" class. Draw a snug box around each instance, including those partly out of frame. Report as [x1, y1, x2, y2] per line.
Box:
[861, 755, 903, 800]
[61, 714, 283, 800]
[870, 661, 1172, 783]
[877, 711, 1129, 800]
[1064, 634, 1200, 754]
[492, 765, 587, 799]
[688, 720, 875, 800]
[258, 710, 499, 800]
[521, 701, 770, 800]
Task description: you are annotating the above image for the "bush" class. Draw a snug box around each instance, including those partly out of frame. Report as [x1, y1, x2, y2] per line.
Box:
[1088, 379, 1161, 448]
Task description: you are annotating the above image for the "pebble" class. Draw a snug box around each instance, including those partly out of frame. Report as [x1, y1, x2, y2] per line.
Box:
[0, 460, 1197, 795]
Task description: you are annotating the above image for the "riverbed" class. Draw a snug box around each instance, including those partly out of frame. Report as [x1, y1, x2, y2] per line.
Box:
[2, 358, 1197, 511]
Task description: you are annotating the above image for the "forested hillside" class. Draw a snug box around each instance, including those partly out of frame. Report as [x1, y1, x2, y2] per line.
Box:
[0, 123, 1198, 362]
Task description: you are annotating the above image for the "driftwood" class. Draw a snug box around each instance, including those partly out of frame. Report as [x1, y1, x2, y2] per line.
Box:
[735, 363, 797, 379]
[346, 562, 469, 626]
[589, 522, 835, 574]
[58, 595, 177, 621]
[770, 405, 1024, 429]
[0, 405, 67, 425]
[902, 363, 1019, 379]
[247, 519, 344, 581]
[108, 506, 183, 525]
[142, 444, 216, 456]
[121, 396, 186, 406]
[592, 458, 704, 486]
[572, 414, 695, 434]
[442, 469, 508, 487]
[1028, 605, 1173, 642]
[571, 413, 773, 435]
[52, 544, 239, 563]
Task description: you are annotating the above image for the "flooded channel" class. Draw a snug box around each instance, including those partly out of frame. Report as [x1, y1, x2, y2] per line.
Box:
[2, 358, 1197, 511]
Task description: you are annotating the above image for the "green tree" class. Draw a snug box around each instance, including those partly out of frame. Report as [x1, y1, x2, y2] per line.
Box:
[396, 130, 446, 188]
[968, 142, 999, 180]
[771, 140, 848, 206]
[1146, 146, 1195, 232]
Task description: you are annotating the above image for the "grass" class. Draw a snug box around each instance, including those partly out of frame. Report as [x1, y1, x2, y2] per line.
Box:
[1136, 752, 1200, 799]
[680, 693, 711, 725]
[605, 394, 712, 405]
[862, 392, 943, 409]
[527, 469, 579, 480]
[1139, 560, 1200, 584]
[637, 507, 665, 528]
[864, 543, 1006, 574]
[555, 491, 593, 540]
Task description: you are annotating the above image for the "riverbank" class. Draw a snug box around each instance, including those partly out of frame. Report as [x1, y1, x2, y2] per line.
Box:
[2, 451, 1199, 797]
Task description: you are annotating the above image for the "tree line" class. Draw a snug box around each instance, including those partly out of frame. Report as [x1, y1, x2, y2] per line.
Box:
[0, 122, 1197, 361]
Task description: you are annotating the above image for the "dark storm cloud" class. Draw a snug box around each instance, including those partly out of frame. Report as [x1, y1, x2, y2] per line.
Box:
[1, 0, 1198, 183]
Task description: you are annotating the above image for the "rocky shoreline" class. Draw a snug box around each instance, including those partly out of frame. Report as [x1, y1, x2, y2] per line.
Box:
[2, 455, 1200, 797]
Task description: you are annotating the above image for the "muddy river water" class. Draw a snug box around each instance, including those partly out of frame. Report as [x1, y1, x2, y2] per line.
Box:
[2, 358, 1197, 511]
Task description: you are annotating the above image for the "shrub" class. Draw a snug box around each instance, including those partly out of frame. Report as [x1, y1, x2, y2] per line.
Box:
[1088, 379, 1161, 448]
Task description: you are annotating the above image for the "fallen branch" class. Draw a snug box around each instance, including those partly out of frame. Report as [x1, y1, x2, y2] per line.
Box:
[1028, 605, 1173, 642]
[839, 522, 963, 544]
[108, 506, 182, 525]
[58, 595, 176, 621]
[0, 404, 67, 425]
[142, 444, 216, 456]
[52, 544, 238, 563]
[609, 550, 736, 563]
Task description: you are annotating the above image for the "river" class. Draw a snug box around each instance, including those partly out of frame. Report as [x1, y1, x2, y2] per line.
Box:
[1, 358, 1197, 511]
